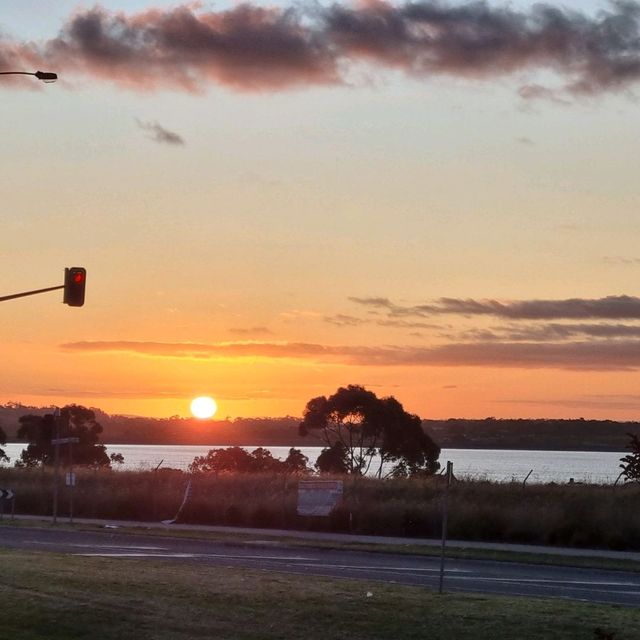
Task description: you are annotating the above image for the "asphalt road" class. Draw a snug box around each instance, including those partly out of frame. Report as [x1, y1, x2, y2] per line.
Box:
[1, 525, 639, 607]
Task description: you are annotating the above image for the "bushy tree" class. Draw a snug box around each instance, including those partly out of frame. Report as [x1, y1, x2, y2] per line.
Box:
[16, 405, 114, 468]
[189, 446, 310, 475]
[300, 385, 440, 477]
[0, 425, 7, 463]
[620, 433, 640, 483]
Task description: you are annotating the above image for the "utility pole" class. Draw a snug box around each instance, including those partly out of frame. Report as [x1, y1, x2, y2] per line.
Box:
[52, 408, 60, 525]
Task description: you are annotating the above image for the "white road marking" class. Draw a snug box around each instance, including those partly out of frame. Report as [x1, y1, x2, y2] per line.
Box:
[31, 541, 167, 550]
[75, 552, 311, 561]
[295, 562, 471, 573]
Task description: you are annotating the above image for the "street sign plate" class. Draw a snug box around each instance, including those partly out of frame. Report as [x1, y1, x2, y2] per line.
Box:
[0, 489, 14, 500]
[297, 480, 343, 516]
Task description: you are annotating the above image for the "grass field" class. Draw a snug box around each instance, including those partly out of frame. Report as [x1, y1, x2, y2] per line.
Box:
[0, 548, 638, 640]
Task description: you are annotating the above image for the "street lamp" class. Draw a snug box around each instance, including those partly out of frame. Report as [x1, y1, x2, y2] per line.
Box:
[0, 70, 57, 82]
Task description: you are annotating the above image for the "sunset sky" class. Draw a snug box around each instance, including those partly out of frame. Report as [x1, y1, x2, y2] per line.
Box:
[3, 0, 640, 420]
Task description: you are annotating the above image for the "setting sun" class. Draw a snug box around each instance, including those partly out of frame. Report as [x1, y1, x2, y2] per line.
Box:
[190, 396, 218, 419]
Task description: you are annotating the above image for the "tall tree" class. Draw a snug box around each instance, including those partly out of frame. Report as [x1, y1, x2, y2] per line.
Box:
[16, 405, 112, 468]
[299, 385, 440, 477]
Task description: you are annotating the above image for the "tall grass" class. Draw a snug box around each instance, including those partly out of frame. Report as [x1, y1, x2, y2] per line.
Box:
[1, 466, 639, 550]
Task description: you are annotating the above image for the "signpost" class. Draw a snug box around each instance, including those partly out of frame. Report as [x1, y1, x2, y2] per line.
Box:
[51, 417, 80, 524]
[439, 461, 454, 595]
[0, 489, 15, 521]
[297, 480, 343, 517]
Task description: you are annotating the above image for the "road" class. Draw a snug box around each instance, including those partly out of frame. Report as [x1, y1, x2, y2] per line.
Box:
[1, 524, 639, 606]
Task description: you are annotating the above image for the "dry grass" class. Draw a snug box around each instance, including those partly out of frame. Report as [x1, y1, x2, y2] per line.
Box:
[1, 467, 639, 550]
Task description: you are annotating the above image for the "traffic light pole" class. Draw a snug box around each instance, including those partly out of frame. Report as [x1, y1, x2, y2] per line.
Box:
[0, 285, 64, 303]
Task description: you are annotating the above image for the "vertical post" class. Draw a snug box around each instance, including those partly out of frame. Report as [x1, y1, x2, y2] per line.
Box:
[52, 408, 61, 525]
[0, 497, 4, 521]
[438, 460, 453, 595]
[68, 440, 74, 524]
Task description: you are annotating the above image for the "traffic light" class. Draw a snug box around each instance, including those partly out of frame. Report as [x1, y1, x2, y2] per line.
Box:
[63, 267, 86, 307]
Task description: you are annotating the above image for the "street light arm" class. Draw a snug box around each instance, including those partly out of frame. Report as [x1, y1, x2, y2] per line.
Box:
[0, 70, 57, 82]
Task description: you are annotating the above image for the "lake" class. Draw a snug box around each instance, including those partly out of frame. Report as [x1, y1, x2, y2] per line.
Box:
[1, 443, 628, 484]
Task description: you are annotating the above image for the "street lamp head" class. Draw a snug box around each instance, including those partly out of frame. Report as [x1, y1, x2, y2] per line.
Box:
[35, 70, 57, 82]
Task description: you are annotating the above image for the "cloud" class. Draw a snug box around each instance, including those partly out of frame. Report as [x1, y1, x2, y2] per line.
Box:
[497, 395, 640, 411]
[60, 338, 640, 371]
[517, 84, 571, 105]
[136, 119, 185, 145]
[228, 326, 274, 335]
[40, 4, 339, 92]
[350, 295, 640, 320]
[4, 1, 640, 95]
[324, 314, 368, 327]
[603, 256, 640, 265]
[457, 323, 640, 342]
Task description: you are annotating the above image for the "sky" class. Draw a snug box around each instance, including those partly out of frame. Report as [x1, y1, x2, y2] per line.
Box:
[2, 0, 640, 420]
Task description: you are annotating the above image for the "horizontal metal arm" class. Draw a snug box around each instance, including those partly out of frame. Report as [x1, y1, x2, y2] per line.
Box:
[0, 285, 64, 303]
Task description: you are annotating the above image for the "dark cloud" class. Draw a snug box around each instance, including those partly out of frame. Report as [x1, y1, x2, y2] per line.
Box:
[324, 314, 368, 327]
[351, 295, 640, 320]
[456, 322, 640, 342]
[41, 4, 339, 92]
[4, 1, 640, 94]
[60, 338, 640, 370]
[136, 119, 185, 145]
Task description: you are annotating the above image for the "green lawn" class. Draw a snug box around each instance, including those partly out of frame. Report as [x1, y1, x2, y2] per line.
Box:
[0, 549, 637, 640]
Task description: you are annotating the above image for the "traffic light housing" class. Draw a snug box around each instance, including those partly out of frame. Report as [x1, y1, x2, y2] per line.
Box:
[63, 267, 86, 307]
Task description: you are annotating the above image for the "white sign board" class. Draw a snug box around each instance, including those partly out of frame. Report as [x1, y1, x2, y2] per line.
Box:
[297, 480, 343, 516]
[65, 472, 76, 487]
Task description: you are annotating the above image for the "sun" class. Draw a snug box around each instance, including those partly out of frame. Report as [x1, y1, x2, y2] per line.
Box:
[190, 396, 218, 419]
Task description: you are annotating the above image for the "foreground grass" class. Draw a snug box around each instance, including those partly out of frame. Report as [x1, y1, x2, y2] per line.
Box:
[0, 549, 637, 640]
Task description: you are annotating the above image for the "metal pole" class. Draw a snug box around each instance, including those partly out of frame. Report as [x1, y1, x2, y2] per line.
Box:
[0, 284, 64, 303]
[52, 408, 60, 525]
[438, 461, 453, 595]
[68, 440, 74, 524]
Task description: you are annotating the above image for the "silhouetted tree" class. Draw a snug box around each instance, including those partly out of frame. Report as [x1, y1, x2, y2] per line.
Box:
[283, 447, 311, 474]
[189, 446, 310, 475]
[0, 425, 7, 463]
[299, 385, 440, 477]
[16, 405, 113, 468]
[315, 442, 349, 474]
[619, 433, 640, 483]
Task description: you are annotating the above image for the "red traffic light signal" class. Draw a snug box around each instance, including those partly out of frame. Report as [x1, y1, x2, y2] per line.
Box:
[63, 267, 86, 307]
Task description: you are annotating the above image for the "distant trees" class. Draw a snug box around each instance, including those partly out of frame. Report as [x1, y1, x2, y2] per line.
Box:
[16, 405, 117, 468]
[189, 446, 310, 475]
[299, 385, 440, 477]
[619, 433, 640, 483]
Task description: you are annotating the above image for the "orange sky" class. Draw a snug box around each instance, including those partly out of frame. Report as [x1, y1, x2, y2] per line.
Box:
[3, 1, 640, 420]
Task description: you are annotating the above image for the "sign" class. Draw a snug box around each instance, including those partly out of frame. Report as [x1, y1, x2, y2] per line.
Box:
[51, 437, 80, 445]
[297, 480, 343, 517]
[65, 472, 76, 487]
[0, 489, 14, 500]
